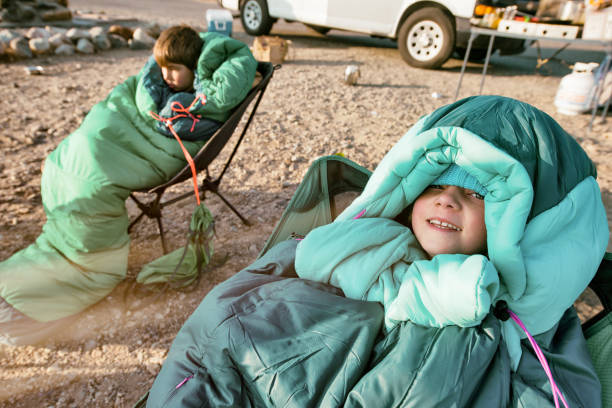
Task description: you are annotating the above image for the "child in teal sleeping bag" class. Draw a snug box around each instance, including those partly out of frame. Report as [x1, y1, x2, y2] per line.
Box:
[295, 164, 497, 331]
[146, 96, 608, 407]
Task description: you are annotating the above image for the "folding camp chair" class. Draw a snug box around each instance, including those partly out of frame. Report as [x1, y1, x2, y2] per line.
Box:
[128, 62, 277, 253]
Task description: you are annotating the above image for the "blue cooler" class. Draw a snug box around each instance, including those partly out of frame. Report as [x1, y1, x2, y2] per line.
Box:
[206, 9, 233, 37]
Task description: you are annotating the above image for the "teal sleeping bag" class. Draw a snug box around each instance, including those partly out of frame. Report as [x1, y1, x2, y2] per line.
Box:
[145, 96, 608, 407]
[0, 32, 256, 345]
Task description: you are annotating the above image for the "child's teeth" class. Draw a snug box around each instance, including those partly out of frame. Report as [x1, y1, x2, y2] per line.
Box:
[429, 219, 461, 230]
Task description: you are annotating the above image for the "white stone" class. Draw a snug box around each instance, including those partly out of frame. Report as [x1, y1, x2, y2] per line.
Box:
[45, 26, 68, 36]
[132, 27, 155, 46]
[49, 32, 68, 48]
[89, 26, 106, 37]
[92, 34, 111, 51]
[344, 65, 360, 85]
[26, 27, 50, 39]
[75, 38, 95, 54]
[54, 43, 75, 56]
[0, 29, 22, 44]
[29, 38, 50, 54]
[66, 28, 90, 42]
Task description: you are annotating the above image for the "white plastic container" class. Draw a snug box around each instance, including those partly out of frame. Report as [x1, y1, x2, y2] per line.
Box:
[554, 62, 599, 115]
[206, 9, 233, 37]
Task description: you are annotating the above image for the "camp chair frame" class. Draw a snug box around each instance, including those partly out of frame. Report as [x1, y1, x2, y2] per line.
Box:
[128, 62, 277, 253]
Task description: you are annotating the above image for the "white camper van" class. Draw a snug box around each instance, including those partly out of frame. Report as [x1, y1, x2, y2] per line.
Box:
[217, 0, 527, 69]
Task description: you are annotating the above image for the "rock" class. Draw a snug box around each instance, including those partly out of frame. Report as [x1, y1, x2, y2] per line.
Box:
[45, 26, 68, 36]
[130, 27, 155, 49]
[144, 22, 162, 39]
[344, 65, 360, 86]
[0, 29, 22, 44]
[89, 26, 106, 37]
[54, 43, 74, 55]
[108, 25, 133, 41]
[24, 65, 43, 75]
[29, 38, 51, 54]
[108, 33, 127, 49]
[92, 34, 111, 51]
[26, 27, 50, 40]
[66, 28, 90, 43]
[49, 32, 69, 48]
[75, 38, 94, 54]
[9, 37, 32, 59]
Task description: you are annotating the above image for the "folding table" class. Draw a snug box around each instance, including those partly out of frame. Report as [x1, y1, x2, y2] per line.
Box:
[454, 26, 612, 129]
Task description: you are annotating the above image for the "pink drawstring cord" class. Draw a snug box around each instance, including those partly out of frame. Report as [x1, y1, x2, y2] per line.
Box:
[175, 374, 194, 390]
[353, 209, 366, 219]
[149, 94, 207, 205]
[508, 310, 569, 408]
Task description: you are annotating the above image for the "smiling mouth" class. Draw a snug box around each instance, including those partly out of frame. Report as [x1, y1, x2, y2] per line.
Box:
[428, 219, 462, 231]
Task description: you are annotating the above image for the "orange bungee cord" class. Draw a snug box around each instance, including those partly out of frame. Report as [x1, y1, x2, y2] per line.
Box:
[149, 93, 207, 205]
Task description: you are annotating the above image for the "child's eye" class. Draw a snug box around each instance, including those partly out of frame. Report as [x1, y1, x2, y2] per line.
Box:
[429, 184, 444, 190]
[468, 191, 484, 200]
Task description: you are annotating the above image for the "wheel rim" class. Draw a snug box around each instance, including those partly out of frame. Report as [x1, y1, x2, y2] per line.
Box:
[243, 0, 263, 31]
[406, 20, 444, 62]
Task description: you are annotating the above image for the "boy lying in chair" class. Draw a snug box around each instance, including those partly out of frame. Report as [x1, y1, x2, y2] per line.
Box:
[148, 24, 257, 141]
[147, 95, 608, 407]
[0, 25, 257, 345]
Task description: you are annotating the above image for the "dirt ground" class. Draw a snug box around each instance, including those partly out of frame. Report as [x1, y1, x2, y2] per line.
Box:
[1, 7, 611, 408]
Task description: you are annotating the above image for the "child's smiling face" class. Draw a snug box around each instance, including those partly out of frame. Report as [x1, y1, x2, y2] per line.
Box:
[411, 185, 487, 258]
[161, 63, 195, 92]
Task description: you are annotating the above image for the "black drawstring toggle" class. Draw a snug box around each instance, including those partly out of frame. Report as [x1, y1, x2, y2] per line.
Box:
[493, 300, 510, 321]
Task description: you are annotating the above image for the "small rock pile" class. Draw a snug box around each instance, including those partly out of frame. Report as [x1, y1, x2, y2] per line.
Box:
[0, 22, 161, 61]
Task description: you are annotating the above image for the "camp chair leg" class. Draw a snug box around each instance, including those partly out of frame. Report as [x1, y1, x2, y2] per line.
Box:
[200, 178, 250, 226]
[128, 210, 146, 232]
[128, 192, 169, 252]
[156, 216, 169, 254]
[212, 190, 251, 226]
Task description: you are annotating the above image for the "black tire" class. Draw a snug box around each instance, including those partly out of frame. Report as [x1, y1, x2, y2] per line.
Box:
[455, 47, 489, 62]
[306, 24, 330, 35]
[397, 7, 455, 69]
[240, 0, 273, 36]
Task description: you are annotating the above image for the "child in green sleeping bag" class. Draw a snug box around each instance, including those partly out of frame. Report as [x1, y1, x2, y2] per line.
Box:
[147, 24, 257, 141]
[150, 24, 222, 140]
[154, 25, 201, 93]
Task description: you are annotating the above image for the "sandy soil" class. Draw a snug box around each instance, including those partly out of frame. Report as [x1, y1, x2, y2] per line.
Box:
[1, 10, 611, 408]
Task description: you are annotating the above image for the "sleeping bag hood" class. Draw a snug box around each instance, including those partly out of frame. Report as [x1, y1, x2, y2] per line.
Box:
[333, 95, 609, 366]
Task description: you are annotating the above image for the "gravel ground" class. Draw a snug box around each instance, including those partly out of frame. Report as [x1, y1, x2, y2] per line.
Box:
[0, 6, 611, 407]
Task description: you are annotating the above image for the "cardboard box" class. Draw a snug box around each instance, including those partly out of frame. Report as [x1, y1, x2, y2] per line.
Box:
[582, 6, 612, 39]
[206, 9, 233, 37]
[252, 36, 288, 64]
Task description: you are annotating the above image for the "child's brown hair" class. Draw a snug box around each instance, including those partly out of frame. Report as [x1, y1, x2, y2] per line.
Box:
[153, 25, 203, 71]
